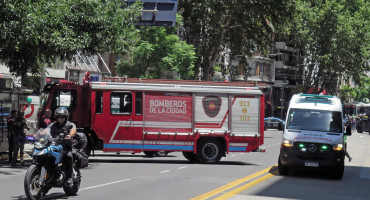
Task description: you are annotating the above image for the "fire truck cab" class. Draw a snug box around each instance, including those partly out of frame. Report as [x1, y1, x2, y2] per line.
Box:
[38, 78, 265, 163]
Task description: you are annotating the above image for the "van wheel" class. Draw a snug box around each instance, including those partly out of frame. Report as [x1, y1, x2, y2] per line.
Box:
[278, 156, 289, 175]
[357, 127, 363, 133]
[196, 139, 223, 164]
[182, 152, 198, 162]
[332, 161, 344, 179]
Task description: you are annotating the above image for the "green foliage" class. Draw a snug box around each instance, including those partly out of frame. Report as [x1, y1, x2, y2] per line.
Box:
[21, 75, 42, 94]
[340, 76, 370, 103]
[178, 0, 295, 80]
[0, 0, 141, 78]
[116, 15, 196, 79]
[282, 0, 370, 93]
[353, 76, 370, 103]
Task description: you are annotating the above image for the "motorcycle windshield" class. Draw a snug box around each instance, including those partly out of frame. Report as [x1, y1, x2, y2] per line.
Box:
[34, 128, 52, 142]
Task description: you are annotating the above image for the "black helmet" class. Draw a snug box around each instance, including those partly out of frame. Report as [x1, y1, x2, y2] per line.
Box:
[55, 107, 69, 119]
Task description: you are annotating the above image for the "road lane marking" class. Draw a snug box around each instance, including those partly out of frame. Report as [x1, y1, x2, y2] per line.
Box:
[215, 173, 275, 200]
[80, 178, 131, 191]
[160, 170, 170, 173]
[178, 166, 188, 170]
[190, 165, 277, 200]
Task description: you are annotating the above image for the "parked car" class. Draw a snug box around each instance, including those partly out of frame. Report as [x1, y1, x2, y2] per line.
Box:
[264, 117, 285, 131]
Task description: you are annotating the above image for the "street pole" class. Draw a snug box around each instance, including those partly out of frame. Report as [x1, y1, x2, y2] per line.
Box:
[281, 84, 284, 119]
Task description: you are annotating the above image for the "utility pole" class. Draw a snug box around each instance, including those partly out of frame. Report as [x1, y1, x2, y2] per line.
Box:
[280, 84, 285, 119]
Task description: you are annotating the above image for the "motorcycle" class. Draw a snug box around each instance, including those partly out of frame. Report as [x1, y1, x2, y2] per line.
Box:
[24, 128, 82, 200]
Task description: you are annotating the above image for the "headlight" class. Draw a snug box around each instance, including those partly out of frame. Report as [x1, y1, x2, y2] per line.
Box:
[34, 142, 46, 149]
[283, 139, 294, 147]
[333, 143, 343, 151]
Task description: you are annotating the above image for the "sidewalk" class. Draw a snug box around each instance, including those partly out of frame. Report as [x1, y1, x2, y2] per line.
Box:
[0, 143, 33, 164]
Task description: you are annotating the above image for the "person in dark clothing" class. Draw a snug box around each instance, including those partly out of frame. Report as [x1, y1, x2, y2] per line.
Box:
[38, 109, 52, 129]
[12, 111, 29, 166]
[46, 107, 76, 185]
[7, 110, 17, 164]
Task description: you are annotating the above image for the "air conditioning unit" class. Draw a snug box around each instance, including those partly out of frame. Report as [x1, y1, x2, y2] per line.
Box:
[0, 78, 12, 89]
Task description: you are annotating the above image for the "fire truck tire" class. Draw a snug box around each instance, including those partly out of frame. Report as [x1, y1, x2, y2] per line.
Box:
[182, 152, 198, 162]
[196, 139, 223, 163]
[143, 151, 156, 157]
[155, 151, 169, 157]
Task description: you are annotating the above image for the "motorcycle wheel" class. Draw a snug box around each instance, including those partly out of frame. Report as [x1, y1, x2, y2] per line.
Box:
[63, 167, 81, 196]
[24, 164, 42, 200]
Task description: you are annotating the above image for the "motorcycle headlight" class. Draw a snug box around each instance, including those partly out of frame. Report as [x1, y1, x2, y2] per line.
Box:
[283, 139, 294, 147]
[333, 143, 343, 151]
[34, 142, 46, 149]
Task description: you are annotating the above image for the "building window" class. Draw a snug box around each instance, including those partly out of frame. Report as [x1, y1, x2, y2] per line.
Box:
[69, 70, 80, 83]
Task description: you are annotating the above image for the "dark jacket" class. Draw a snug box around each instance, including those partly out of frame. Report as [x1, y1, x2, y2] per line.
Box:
[7, 117, 16, 137]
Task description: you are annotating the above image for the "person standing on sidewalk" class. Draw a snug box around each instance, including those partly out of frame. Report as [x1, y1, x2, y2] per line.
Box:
[6, 110, 17, 164]
[11, 112, 29, 166]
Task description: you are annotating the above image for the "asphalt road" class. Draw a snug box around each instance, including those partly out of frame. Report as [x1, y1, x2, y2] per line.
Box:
[1, 129, 369, 200]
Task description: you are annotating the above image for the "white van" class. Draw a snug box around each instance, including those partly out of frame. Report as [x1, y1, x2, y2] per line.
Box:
[278, 94, 351, 179]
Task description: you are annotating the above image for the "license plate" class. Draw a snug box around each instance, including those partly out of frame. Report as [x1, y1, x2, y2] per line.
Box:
[305, 161, 319, 167]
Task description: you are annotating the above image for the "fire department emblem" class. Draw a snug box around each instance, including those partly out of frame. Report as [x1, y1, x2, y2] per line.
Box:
[202, 96, 222, 118]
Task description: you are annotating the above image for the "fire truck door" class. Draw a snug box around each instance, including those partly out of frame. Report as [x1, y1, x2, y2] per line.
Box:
[106, 92, 135, 150]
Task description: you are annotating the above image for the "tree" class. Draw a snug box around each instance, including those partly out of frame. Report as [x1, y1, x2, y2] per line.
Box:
[0, 0, 141, 78]
[115, 15, 196, 79]
[178, 0, 295, 80]
[340, 75, 370, 103]
[281, 0, 370, 94]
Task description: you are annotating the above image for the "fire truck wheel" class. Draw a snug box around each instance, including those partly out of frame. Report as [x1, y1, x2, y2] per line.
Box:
[182, 152, 198, 162]
[155, 151, 169, 157]
[143, 151, 156, 157]
[196, 139, 223, 163]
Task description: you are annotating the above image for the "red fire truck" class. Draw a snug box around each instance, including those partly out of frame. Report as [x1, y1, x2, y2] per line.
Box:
[38, 77, 266, 163]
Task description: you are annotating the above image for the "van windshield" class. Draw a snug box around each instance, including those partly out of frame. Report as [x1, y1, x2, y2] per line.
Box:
[286, 108, 342, 133]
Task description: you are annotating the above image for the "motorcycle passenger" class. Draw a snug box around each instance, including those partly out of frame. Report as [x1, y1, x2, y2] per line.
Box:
[46, 107, 76, 185]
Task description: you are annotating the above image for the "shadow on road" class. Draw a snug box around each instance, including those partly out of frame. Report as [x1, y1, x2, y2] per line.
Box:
[88, 158, 256, 166]
[11, 192, 68, 200]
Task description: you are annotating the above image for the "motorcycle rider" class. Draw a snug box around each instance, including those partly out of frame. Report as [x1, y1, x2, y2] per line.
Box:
[46, 107, 76, 185]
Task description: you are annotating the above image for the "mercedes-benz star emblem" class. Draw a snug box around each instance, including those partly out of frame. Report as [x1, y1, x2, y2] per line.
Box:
[309, 144, 317, 152]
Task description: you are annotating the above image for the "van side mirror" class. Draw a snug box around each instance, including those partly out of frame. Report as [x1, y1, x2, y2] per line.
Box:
[345, 126, 352, 136]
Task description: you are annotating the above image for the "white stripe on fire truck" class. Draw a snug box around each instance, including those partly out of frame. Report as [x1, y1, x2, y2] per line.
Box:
[144, 132, 193, 136]
[110, 121, 192, 143]
[229, 143, 248, 147]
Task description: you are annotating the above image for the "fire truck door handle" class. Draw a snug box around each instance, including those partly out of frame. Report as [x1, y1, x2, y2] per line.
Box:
[127, 119, 133, 126]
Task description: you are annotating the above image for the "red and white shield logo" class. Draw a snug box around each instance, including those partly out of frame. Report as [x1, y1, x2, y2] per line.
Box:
[202, 96, 222, 118]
